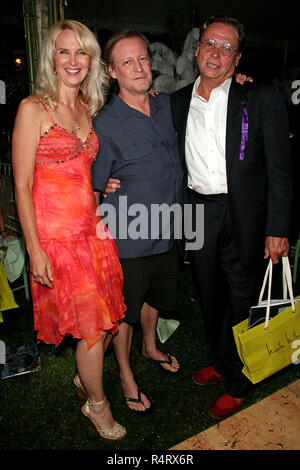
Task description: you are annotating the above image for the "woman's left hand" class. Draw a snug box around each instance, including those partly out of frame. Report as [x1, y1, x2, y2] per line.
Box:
[235, 73, 254, 84]
[149, 88, 159, 97]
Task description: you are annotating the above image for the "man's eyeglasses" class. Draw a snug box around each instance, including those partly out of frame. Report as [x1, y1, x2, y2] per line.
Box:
[200, 38, 238, 57]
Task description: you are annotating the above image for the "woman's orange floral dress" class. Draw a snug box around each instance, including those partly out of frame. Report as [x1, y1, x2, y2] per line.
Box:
[31, 100, 125, 348]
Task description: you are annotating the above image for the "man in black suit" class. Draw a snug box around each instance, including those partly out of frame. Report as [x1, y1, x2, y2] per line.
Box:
[171, 15, 293, 419]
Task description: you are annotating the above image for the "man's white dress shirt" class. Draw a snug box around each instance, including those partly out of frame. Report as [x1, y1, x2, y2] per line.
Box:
[185, 76, 232, 195]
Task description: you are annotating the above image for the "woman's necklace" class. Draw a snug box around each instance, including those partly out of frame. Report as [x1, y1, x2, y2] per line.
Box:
[75, 103, 80, 131]
[58, 99, 80, 131]
[76, 115, 80, 131]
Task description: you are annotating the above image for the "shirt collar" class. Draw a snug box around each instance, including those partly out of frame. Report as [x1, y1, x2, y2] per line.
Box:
[110, 92, 163, 119]
[110, 93, 136, 118]
[192, 76, 232, 101]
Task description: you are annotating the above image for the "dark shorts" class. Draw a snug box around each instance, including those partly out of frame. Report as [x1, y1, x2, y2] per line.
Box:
[119, 245, 181, 325]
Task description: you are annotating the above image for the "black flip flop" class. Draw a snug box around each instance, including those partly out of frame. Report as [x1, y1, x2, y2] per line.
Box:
[155, 353, 180, 374]
[124, 387, 151, 413]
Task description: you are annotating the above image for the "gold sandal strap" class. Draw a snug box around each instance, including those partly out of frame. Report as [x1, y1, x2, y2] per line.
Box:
[86, 397, 106, 407]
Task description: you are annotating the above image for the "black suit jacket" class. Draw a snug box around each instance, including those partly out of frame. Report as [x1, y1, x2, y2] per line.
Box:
[171, 80, 294, 273]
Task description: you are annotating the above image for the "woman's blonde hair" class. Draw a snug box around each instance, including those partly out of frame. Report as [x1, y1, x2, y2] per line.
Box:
[35, 20, 109, 117]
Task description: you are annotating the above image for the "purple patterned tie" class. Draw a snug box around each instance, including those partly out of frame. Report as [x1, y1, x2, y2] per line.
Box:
[239, 100, 248, 161]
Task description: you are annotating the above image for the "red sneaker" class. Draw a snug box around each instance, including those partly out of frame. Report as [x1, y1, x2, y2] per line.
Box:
[209, 393, 245, 420]
[192, 365, 223, 385]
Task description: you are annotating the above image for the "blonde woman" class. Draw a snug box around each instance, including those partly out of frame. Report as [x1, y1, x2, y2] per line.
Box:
[12, 20, 126, 441]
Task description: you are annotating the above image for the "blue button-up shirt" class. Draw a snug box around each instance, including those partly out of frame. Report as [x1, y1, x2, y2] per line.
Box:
[92, 92, 183, 258]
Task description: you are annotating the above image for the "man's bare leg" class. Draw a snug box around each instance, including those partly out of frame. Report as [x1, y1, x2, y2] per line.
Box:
[113, 321, 151, 411]
[141, 302, 180, 372]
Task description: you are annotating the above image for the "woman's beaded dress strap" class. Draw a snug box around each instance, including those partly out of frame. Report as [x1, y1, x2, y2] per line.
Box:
[36, 96, 56, 123]
[35, 98, 98, 164]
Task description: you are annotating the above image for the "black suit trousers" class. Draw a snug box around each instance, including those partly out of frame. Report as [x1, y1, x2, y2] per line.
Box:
[188, 191, 263, 397]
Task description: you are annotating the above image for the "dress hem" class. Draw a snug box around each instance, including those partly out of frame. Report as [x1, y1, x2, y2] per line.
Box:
[34, 319, 123, 350]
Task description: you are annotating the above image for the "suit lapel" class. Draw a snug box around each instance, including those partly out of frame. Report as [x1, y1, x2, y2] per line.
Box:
[181, 85, 193, 136]
[226, 81, 246, 171]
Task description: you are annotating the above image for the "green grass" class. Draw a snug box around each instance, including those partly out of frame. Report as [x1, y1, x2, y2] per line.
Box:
[0, 265, 300, 451]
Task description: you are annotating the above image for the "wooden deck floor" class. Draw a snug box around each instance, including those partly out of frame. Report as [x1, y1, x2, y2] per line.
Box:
[171, 379, 300, 450]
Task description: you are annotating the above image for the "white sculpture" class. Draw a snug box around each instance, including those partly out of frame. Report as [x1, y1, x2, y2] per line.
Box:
[150, 28, 200, 93]
[0, 80, 6, 104]
[150, 42, 177, 94]
[175, 28, 199, 86]
[150, 42, 177, 76]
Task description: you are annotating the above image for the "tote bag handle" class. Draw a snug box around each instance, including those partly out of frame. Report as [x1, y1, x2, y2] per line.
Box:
[258, 256, 295, 330]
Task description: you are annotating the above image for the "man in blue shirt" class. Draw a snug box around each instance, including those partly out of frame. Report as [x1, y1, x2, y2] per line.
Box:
[92, 30, 183, 412]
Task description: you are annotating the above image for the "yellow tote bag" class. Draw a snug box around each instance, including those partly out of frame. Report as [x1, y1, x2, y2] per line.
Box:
[233, 257, 300, 384]
[0, 261, 19, 314]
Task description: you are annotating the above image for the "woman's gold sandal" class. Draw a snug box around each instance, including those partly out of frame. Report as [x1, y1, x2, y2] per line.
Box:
[73, 375, 86, 397]
[81, 397, 127, 441]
